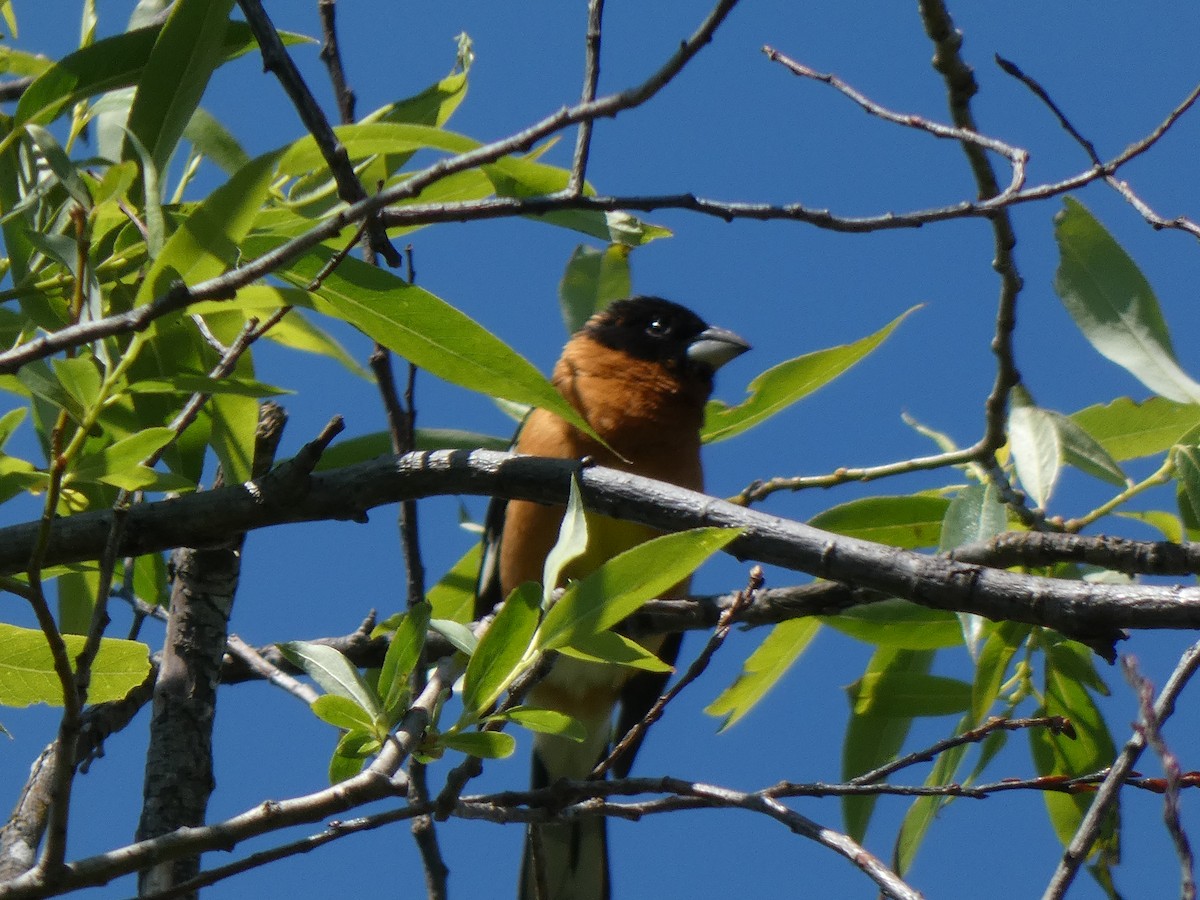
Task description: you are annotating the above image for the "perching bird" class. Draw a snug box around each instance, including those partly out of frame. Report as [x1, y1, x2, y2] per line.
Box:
[476, 296, 749, 900]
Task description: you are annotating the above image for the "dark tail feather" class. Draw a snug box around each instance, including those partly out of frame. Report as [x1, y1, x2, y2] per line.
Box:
[519, 746, 610, 900]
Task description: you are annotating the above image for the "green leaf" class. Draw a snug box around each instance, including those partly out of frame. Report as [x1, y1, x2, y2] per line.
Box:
[136, 147, 282, 304]
[56, 567, 97, 635]
[424, 543, 484, 623]
[605, 211, 672, 248]
[1175, 446, 1200, 528]
[492, 706, 586, 742]
[124, 374, 289, 398]
[536, 527, 743, 652]
[940, 483, 1006, 654]
[182, 106, 250, 175]
[69, 426, 174, 486]
[705, 618, 820, 730]
[440, 729, 516, 759]
[940, 483, 1006, 552]
[558, 244, 632, 335]
[542, 475, 589, 601]
[842, 648, 932, 842]
[378, 601, 430, 718]
[1008, 403, 1062, 509]
[894, 725, 971, 875]
[429, 618, 478, 656]
[463, 583, 538, 716]
[1051, 410, 1127, 487]
[311, 694, 377, 733]
[252, 242, 605, 445]
[277, 641, 381, 718]
[823, 601, 963, 650]
[971, 621, 1030, 723]
[808, 495, 949, 549]
[1071, 396, 1200, 462]
[0, 623, 150, 707]
[0, 407, 27, 449]
[208, 390, 258, 485]
[25, 124, 92, 208]
[1030, 640, 1118, 863]
[558, 630, 673, 672]
[1118, 509, 1183, 543]
[51, 356, 102, 411]
[848, 672, 970, 718]
[1055, 197, 1200, 403]
[13, 20, 307, 133]
[329, 731, 375, 784]
[702, 307, 915, 443]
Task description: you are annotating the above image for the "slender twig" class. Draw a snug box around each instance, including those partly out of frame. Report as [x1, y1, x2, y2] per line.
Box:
[234, 0, 397, 264]
[568, 0, 605, 195]
[593, 566, 764, 778]
[764, 46, 1027, 197]
[1043, 640, 1200, 900]
[735, 445, 979, 504]
[225, 635, 318, 705]
[1123, 656, 1196, 900]
[851, 716, 1071, 785]
[917, 0, 1030, 529]
[997, 55, 1200, 242]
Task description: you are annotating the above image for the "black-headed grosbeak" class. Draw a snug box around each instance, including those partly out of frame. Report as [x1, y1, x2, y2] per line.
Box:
[477, 296, 749, 900]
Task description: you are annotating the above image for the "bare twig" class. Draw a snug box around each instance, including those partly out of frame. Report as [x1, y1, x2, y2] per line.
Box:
[234, 0, 398, 264]
[225, 635, 318, 705]
[567, 0, 606, 195]
[594, 566, 764, 778]
[997, 55, 1200, 242]
[764, 46, 1027, 197]
[1123, 657, 1196, 900]
[850, 716, 1072, 785]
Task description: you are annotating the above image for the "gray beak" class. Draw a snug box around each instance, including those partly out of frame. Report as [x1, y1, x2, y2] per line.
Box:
[687, 325, 750, 370]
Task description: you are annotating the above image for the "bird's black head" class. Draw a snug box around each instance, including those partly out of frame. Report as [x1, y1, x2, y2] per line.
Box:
[582, 296, 749, 373]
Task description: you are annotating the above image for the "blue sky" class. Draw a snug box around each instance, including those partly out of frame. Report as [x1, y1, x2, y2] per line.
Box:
[4, 2, 1200, 897]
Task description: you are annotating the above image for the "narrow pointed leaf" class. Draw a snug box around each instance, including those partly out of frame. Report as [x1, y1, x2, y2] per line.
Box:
[706, 618, 820, 730]
[125, 0, 235, 176]
[1047, 410, 1126, 487]
[136, 148, 281, 304]
[277, 640, 380, 718]
[378, 601, 430, 715]
[808, 495, 949, 549]
[441, 729, 516, 759]
[493, 706, 586, 742]
[558, 244, 632, 335]
[311, 694, 377, 733]
[1008, 404, 1062, 509]
[842, 648, 932, 842]
[542, 475, 589, 600]
[558, 630, 673, 672]
[463, 583, 538, 715]
[824, 601, 962, 650]
[703, 307, 916, 443]
[536, 527, 742, 652]
[1055, 197, 1200, 403]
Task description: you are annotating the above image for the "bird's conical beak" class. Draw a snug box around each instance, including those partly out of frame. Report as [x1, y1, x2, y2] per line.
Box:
[687, 326, 750, 370]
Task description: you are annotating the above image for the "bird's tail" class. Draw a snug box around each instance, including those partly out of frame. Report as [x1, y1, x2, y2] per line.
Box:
[519, 737, 610, 900]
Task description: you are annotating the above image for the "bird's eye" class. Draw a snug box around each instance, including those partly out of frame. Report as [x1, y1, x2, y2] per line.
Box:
[645, 318, 671, 337]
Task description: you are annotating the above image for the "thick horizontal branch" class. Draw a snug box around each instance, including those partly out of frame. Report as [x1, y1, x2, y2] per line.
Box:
[3, 449, 1200, 648]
